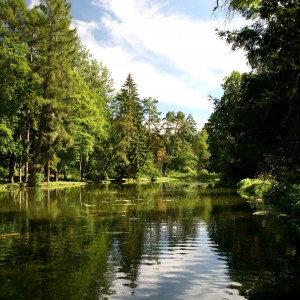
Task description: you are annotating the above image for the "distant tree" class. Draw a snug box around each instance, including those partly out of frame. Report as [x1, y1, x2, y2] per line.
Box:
[192, 129, 211, 172]
[111, 74, 147, 180]
[170, 140, 198, 173]
[162, 111, 197, 176]
[142, 97, 161, 147]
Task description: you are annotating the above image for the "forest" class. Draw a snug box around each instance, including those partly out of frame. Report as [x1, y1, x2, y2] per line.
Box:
[0, 0, 210, 186]
[0, 0, 299, 214]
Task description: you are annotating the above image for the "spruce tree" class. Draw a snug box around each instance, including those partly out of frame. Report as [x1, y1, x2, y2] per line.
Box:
[112, 74, 147, 180]
[27, 0, 78, 184]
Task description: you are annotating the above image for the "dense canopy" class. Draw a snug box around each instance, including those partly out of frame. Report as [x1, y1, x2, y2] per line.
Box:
[0, 0, 209, 185]
[207, 0, 300, 213]
[1, 0, 299, 214]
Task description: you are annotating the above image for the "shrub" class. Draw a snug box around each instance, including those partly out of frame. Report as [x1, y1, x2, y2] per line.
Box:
[265, 183, 300, 216]
[34, 172, 45, 187]
[237, 178, 272, 198]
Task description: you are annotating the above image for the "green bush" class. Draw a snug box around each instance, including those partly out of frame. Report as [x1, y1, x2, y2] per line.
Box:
[139, 152, 161, 180]
[197, 170, 219, 182]
[265, 183, 300, 216]
[34, 172, 45, 187]
[237, 178, 272, 198]
[199, 169, 209, 175]
[238, 178, 300, 216]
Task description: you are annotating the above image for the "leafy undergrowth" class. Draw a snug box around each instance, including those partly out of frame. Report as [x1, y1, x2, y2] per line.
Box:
[0, 183, 20, 191]
[237, 178, 300, 217]
[265, 183, 300, 216]
[237, 178, 272, 199]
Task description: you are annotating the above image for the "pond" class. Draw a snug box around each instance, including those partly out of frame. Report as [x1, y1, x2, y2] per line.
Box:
[0, 182, 299, 299]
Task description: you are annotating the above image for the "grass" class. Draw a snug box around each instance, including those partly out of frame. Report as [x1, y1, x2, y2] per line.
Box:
[0, 183, 20, 191]
[0, 181, 86, 191]
[0, 171, 220, 191]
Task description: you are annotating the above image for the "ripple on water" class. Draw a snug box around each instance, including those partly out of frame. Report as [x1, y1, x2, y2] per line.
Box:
[107, 222, 245, 300]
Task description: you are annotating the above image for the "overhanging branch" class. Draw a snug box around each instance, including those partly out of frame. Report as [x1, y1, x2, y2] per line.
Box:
[213, 0, 219, 11]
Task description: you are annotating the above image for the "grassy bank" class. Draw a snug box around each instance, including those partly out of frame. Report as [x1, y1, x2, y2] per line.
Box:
[0, 171, 220, 191]
[0, 181, 86, 191]
[108, 170, 220, 184]
[0, 183, 20, 191]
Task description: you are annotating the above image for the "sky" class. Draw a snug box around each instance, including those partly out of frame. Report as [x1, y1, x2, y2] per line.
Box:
[28, 0, 250, 129]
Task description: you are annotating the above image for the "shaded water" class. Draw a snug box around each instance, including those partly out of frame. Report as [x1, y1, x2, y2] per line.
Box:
[0, 182, 299, 299]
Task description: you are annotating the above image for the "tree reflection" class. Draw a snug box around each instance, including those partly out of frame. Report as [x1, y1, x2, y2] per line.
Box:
[206, 197, 300, 299]
[0, 184, 299, 299]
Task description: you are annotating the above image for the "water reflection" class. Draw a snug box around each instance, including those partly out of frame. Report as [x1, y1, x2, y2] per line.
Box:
[0, 183, 299, 299]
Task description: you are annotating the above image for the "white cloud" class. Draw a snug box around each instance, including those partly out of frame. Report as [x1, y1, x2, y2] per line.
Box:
[74, 0, 250, 116]
[73, 20, 100, 42]
[28, 0, 40, 8]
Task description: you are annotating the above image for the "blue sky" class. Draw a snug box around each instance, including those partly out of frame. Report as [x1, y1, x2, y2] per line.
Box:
[28, 0, 249, 129]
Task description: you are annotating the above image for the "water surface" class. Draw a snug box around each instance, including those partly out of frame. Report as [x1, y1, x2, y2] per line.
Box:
[0, 182, 299, 299]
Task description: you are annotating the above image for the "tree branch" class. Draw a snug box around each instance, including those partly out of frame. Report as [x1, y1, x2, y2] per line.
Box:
[213, 0, 219, 11]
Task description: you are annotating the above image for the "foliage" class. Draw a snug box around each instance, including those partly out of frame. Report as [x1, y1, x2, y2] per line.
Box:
[237, 178, 272, 199]
[26, 0, 79, 184]
[264, 183, 300, 216]
[197, 170, 220, 182]
[142, 97, 161, 147]
[207, 1, 300, 180]
[0, 36, 29, 119]
[0, 123, 14, 155]
[139, 152, 161, 180]
[170, 140, 198, 173]
[110, 74, 148, 180]
[193, 129, 210, 171]
[161, 111, 197, 176]
[208, 0, 300, 214]
[34, 172, 45, 187]
[0, 0, 210, 185]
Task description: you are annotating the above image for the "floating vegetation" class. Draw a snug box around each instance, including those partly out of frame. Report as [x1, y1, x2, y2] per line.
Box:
[253, 210, 288, 217]
[81, 203, 95, 207]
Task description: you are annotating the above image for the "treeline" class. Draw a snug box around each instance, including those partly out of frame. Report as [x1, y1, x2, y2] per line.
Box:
[0, 0, 210, 185]
[206, 0, 300, 213]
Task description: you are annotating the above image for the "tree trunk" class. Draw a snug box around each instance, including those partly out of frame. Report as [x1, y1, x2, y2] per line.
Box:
[19, 156, 22, 183]
[55, 170, 60, 182]
[9, 157, 16, 183]
[29, 107, 45, 186]
[24, 125, 30, 183]
[18, 133, 22, 183]
[79, 156, 82, 181]
[63, 170, 67, 181]
[46, 160, 51, 183]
